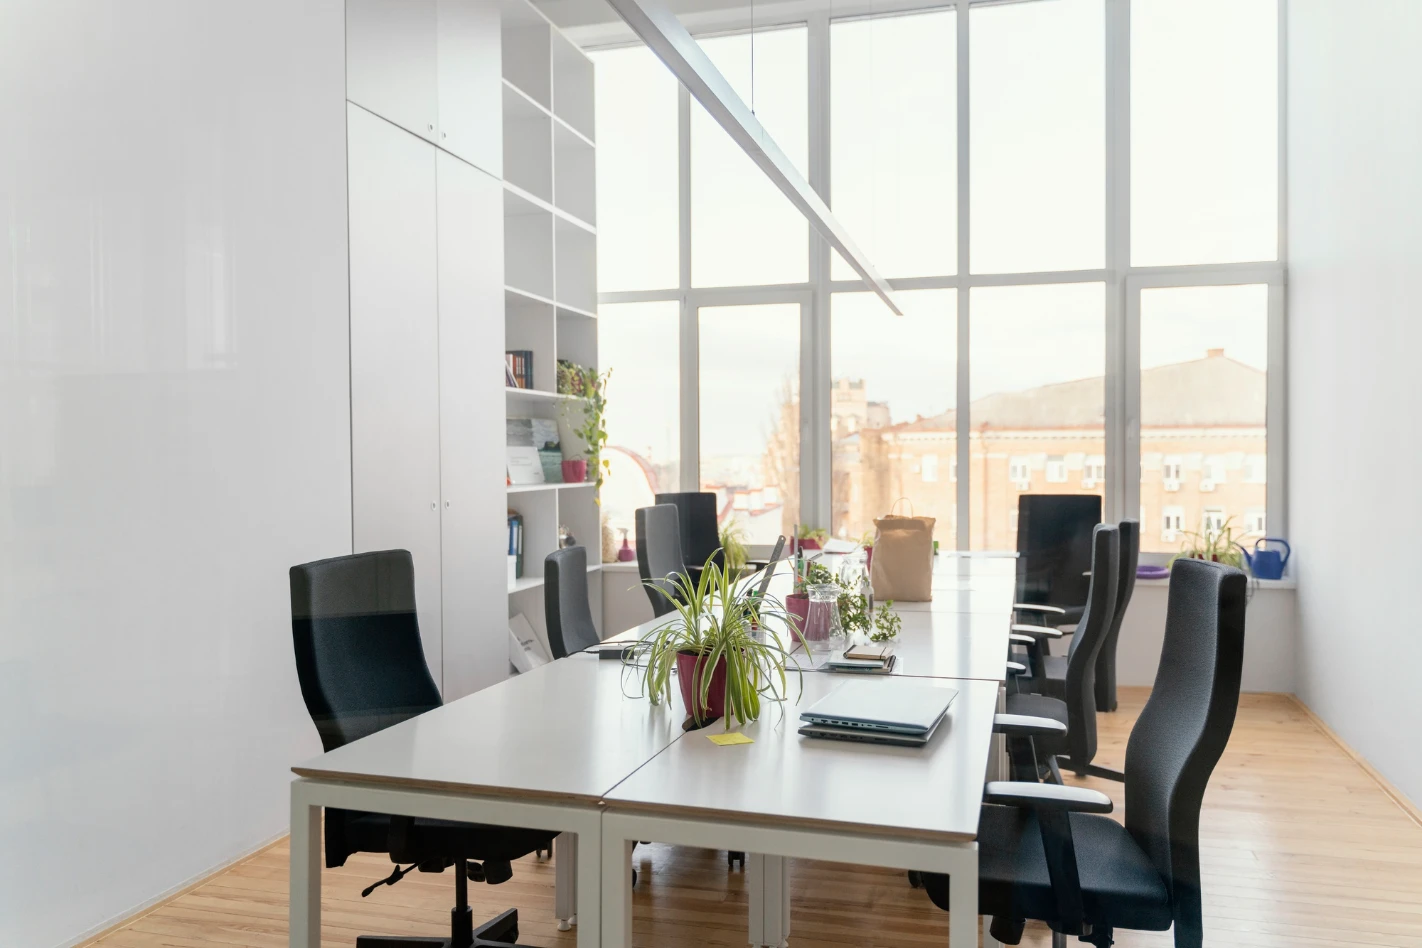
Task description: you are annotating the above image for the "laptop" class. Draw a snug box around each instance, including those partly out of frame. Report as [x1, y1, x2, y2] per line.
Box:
[799, 680, 957, 736]
[797, 712, 943, 747]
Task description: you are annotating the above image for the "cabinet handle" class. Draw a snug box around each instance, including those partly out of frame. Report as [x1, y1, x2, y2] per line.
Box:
[441, 131, 447, 140]
[427, 123, 434, 132]
[445, 500, 451, 508]
[430, 501, 437, 511]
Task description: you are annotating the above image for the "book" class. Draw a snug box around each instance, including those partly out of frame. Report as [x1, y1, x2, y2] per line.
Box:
[844, 644, 893, 662]
[505, 350, 534, 389]
[505, 418, 545, 485]
[530, 418, 563, 483]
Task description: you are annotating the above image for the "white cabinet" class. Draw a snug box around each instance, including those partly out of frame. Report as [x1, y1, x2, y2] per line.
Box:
[347, 0, 439, 142]
[347, 104, 445, 682]
[436, 152, 506, 699]
[437, 0, 503, 175]
[347, 0, 501, 176]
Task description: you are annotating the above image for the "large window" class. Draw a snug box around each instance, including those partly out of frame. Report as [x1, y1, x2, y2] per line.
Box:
[830, 290, 956, 544]
[599, 302, 681, 543]
[593, 1, 1285, 553]
[831, 10, 956, 280]
[1138, 284, 1269, 553]
[698, 303, 802, 543]
[969, 284, 1106, 549]
[692, 27, 808, 288]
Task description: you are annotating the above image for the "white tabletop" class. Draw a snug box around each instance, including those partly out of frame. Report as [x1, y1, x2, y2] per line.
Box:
[602, 674, 1000, 844]
[292, 656, 684, 805]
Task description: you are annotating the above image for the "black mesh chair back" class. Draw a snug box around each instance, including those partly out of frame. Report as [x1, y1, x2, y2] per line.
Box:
[1094, 518, 1139, 711]
[1015, 494, 1101, 618]
[1125, 558, 1246, 945]
[655, 491, 723, 576]
[1059, 523, 1120, 768]
[289, 549, 440, 753]
[544, 546, 600, 659]
[636, 503, 688, 618]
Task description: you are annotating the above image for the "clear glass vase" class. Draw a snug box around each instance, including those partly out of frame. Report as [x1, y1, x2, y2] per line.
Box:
[806, 583, 847, 654]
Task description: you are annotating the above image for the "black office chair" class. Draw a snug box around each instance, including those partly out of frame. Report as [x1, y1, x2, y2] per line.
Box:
[921, 558, 1246, 948]
[290, 550, 556, 948]
[1018, 520, 1139, 713]
[1013, 493, 1100, 628]
[636, 503, 690, 618]
[655, 491, 723, 583]
[544, 546, 600, 659]
[1005, 524, 1121, 783]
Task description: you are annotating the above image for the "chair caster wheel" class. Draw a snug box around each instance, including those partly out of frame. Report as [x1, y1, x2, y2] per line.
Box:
[907, 870, 924, 888]
[728, 850, 745, 869]
[557, 918, 573, 932]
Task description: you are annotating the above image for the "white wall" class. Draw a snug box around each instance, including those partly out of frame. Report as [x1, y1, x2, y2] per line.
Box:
[0, 3, 349, 945]
[1287, 0, 1422, 807]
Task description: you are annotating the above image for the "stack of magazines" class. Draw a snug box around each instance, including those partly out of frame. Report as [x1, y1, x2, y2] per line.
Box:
[822, 643, 897, 674]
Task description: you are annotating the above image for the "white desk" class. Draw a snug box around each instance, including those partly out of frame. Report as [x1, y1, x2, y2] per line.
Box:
[601, 675, 1001, 948]
[288, 657, 684, 948]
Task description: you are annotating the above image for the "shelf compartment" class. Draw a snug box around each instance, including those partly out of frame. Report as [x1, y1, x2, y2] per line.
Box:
[556, 306, 598, 378]
[504, 189, 554, 302]
[505, 288, 555, 393]
[503, 84, 552, 204]
[553, 123, 596, 227]
[552, 31, 595, 143]
[554, 218, 598, 316]
[501, 4, 551, 111]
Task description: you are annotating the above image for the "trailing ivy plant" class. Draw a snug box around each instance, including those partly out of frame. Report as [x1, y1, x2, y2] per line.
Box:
[562, 365, 611, 495]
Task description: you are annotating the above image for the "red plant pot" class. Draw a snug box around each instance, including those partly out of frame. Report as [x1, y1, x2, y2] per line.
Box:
[561, 459, 588, 483]
[798, 538, 822, 551]
[675, 650, 727, 725]
[785, 592, 811, 645]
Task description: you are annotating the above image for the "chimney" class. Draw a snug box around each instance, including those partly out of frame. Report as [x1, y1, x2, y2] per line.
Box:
[1206, 348, 1225, 358]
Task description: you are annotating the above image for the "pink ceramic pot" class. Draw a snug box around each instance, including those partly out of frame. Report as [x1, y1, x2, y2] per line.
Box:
[561, 459, 588, 483]
[675, 651, 727, 725]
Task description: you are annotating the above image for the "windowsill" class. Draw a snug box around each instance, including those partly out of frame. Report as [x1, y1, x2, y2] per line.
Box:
[601, 561, 641, 573]
[1135, 575, 1296, 590]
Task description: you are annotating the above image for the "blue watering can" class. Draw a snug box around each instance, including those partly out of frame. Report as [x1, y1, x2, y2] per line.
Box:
[1238, 537, 1290, 580]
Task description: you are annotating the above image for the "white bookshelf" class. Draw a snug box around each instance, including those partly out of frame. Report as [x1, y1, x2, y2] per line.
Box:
[503, 0, 600, 637]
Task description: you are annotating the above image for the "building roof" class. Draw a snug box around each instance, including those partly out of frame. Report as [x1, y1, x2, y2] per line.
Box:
[877, 352, 1265, 434]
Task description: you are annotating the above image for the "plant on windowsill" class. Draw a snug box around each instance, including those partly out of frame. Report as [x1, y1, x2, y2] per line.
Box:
[626, 554, 806, 730]
[718, 520, 750, 576]
[1170, 515, 1245, 569]
[560, 366, 611, 495]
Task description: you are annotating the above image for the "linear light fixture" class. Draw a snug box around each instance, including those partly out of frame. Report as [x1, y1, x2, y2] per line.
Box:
[602, 0, 903, 315]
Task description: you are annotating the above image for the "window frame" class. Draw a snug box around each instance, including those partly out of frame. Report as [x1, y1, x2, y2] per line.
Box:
[593, 0, 1288, 553]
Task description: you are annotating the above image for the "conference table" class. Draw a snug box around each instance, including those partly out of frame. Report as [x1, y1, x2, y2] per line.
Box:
[288, 552, 1018, 948]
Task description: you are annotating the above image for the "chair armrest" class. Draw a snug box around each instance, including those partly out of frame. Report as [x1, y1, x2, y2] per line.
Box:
[992, 714, 1067, 739]
[1004, 661, 1027, 676]
[1014, 602, 1067, 615]
[1011, 623, 1064, 638]
[1008, 633, 1036, 647]
[983, 781, 1113, 814]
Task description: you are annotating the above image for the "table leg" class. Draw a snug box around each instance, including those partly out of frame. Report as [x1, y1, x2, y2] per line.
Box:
[554, 832, 577, 930]
[289, 784, 321, 948]
[601, 836, 634, 948]
[575, 826, 602, 948]
[947, 855, 978, 947]
[746, 854, 790, 948]
[746, 854, 765, 948]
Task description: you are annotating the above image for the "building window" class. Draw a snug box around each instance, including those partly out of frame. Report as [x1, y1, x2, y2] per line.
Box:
[1045, 455, 1068, 483]
[1162, 456, 1183, 490]
[1083, 455, 1106, 487]
[1162, 505, 1185, 542]
[1245, 508, 1266, 535]
[921, 453, 939, 483]
[1008, 457, 1032, 488]
[1244, 453, 1267, 484]
[1202, 507, 1228, 536]
[1201, 455, 1226, 490]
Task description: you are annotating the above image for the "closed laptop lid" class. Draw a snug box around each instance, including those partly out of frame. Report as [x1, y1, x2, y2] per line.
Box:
[800, 680, 957, 733]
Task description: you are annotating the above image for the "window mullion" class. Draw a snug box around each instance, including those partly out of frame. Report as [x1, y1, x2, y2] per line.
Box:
[955, 0, 971, 550]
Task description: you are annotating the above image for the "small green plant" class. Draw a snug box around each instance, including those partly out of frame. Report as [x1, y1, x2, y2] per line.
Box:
[627, 554, 805, 728]
[719, 520, 749, 575]
[562, 366, 611, 495]
[796, 524, 829, 544]
[1170, 515, 1244, 569]
[870, 604, 901, 642]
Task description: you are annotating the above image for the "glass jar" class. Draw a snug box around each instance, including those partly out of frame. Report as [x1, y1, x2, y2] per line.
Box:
[805, 583, 847, 654]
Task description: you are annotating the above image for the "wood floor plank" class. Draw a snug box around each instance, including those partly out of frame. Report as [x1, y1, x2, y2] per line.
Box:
[88, 687, 1422, 948]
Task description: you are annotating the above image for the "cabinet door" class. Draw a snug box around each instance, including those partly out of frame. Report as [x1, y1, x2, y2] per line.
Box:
[347, 104, 444, 686]
[347, 0, 438, 142]
[436, 0, 503, 176]
[436, 151, 506, 699]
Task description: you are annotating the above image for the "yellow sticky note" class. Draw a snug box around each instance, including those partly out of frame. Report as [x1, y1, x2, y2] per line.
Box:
[707, 731, 754, 746]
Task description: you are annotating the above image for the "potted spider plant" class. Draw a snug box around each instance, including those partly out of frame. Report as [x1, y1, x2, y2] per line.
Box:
[1170, 516, 1245, 569]
[627, 553, 806, 729]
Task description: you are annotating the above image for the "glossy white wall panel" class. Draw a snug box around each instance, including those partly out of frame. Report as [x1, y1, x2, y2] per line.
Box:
[347, 0, 440, 141]
[347, 104, 445, 686]
[437, 0, 504, 176]
[0, 2, 349, 946]
[436, 153, 507, 698]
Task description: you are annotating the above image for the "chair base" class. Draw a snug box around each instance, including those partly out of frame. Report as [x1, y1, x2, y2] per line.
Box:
[356, 907, 524, 948]
[728, 850, 746, 868]
[1057, 758, 1126, 783]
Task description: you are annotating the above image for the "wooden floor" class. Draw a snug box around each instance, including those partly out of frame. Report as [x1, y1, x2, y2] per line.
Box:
[91, 689, 1422, 948]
